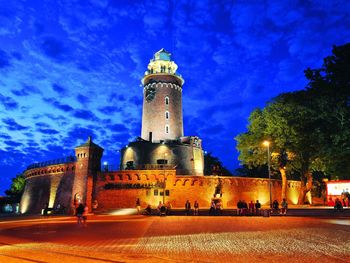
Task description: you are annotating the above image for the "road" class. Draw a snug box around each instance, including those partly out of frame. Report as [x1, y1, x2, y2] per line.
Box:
[0, 215, 350, 262]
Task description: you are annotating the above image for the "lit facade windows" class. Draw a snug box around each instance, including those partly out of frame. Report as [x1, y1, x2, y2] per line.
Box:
[165, 111, 169, 119]
[165, 96, 169, 105]
[165, 125, 169, 134]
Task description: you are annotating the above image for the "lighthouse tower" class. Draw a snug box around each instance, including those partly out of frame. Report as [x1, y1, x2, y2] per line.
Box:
[120, 49, 204, 176]
[141, 48, 184, 142]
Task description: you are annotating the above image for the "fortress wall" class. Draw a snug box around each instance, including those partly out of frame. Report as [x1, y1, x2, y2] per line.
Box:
[20, 163, 76, 214]
[95, 170, 176, 210]
[95, 170, 301, 210]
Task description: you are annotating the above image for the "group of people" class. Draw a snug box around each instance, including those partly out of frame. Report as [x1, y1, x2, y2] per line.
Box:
[142, 200, 172, 216]
[272, 198, 288, 215]
[185, 200, 200, 215]
[236, 198, 288, 215]
[237, 200, 261, 215]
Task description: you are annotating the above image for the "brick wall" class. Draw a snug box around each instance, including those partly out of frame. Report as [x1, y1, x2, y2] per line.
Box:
[95, 170, 301, 210]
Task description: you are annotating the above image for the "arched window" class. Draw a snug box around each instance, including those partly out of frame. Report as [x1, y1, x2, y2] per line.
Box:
[165, 125, 169, 134]
[165, 96, 169, 105]
[165, 111, 169, 120]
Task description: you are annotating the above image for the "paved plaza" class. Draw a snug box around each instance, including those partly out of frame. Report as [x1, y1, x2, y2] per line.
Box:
[0, 215, 350, 262]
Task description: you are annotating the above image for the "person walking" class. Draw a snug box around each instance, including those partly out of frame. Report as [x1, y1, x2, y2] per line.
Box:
[281, 198, 288, 215]
[194, 201, 199, 216]
[76, 203, 84, 226]
[185, 200, 191, 216]
[136, 198, 141, 215]
[82, 203, 88, 226]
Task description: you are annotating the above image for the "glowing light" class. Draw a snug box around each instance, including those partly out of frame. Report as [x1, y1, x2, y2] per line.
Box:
[327, 181, 350, 195]
[262, 140, 270, 147]
[108, 208, 137, 215]
[103, 161, 108, 165]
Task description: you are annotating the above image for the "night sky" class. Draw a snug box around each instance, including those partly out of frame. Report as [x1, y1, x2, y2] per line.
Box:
[1, 0, 350, 195]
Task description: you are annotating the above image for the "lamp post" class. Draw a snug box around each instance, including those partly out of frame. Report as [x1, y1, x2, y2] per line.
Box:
[103, 161, 108, 172]
[263, 140, 272, 208]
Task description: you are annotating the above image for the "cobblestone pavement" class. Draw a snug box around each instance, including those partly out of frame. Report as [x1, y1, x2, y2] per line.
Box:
[0, 216, 350, 262]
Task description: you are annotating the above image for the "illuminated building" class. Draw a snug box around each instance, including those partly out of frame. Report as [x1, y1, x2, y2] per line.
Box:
[20, 50, 300, 214]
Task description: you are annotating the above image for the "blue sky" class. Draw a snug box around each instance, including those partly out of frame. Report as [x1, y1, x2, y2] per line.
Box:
[1, 0, 350, 195]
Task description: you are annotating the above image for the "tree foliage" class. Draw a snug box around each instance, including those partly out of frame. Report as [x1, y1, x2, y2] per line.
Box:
[204, 152, 232, 176]
[5, 173, 25, 197]
[236, 43, 350, 203]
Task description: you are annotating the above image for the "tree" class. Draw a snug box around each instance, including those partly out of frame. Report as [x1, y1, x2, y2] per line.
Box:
[304, 44, 350, 180]
[5, 173, 25, 198]
[236, 43, 350, 204]
[204, 152, 232, 176]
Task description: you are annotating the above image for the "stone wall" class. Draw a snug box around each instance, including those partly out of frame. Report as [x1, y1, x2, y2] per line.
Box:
[95, 170, 301, 211]
[20, 162, 76, 214]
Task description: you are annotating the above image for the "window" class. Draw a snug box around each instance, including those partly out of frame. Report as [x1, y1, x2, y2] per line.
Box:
[154, 189, 158, 196]
[165, 111, 169, 120]
[165, 190, 170, 196]
[165, 96, 169, 105]
[165, 125, 169, 134]
[157, 159, 168, 164]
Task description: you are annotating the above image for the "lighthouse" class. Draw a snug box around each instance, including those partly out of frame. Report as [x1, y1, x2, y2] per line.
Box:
[141, 48, 184, 142]
[120, 49, 204, 176]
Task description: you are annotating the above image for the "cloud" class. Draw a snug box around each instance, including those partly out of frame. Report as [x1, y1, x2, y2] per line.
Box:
[0, 93, 18, 110]
[11, 85, 42, 96]
[72, 109, 98, 121]
[40, 36, 68, 61]
[2, 118, 28, 131]
[43, 97, 74, 112]
[98, 105, 122, 114]
[37, 128, 60, 135]
[52, 83, 67, 95]
[76, 93, 90, 104]
[67, 126, 97, 142]
[0, 49, 11, 68]
[4, 140, 22, 147]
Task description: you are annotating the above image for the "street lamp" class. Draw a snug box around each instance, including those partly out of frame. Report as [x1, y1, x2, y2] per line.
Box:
[263, 140, 272, 208]
[103, 161, 108, 172]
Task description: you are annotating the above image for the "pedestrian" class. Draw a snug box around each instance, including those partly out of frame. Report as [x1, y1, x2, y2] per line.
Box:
[248, 201, 255, 215]
[157, 201, 163, 215]
[272, 200, 279, 214]
[194, 201, 199, 216]
[237, 200, 242, 215]
[242, 200, 248, 216]
[82, 203, 88, 226]
[136, 198, 141, 215]
[255, 200, 261, 215]
[185, 200, 191, 215]
[281, 198, 288, 215]
[76, 203, 84, 225]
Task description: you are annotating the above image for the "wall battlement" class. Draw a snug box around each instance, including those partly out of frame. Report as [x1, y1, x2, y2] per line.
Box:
[95, 170, 301, 211]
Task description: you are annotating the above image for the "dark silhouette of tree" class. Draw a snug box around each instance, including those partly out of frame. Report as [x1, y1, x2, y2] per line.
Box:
[204, 152, 232, 176]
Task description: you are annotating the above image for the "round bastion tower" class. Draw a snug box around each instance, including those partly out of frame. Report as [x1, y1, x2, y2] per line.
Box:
[141, 48, 184, 142]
